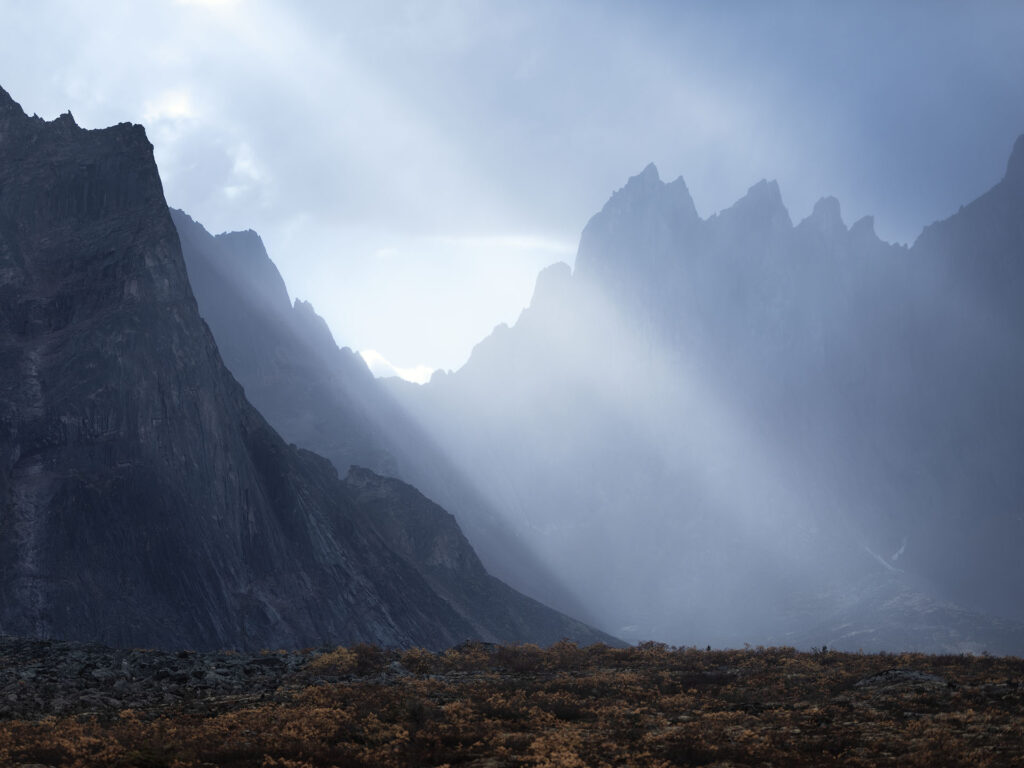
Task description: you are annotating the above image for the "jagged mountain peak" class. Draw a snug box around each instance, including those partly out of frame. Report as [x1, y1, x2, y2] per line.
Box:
[1005, 133, 1024, 187]
[293, 297, 324, 319]
[614, 163, 699, 219]
[607, 162, 663, 203]
[810, 196, 845, 227]
[529, 261, 573, 309]
[636, 161, 660, 183]
[212, 228, 289, 310]
[717, 178, 792, 231]
[797, 196, 848, 242]
[743, 178, 785, 208]
[667, 175, 699, 221]
[172, 209, 292, 317]
[849, 214, 879, 242]
[214, 226, 265, 251]
[0, 86, 145, 150]
[290, 297, 344, 359]
[0, 84, 24, 118]
[665, 174, 691, 192]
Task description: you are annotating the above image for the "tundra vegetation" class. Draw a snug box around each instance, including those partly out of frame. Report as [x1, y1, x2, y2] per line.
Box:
[0, 640, 1022, 766]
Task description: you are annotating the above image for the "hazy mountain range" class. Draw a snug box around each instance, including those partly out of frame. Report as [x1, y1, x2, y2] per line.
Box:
[387, 142, 1024, 653]
[1, 78, 1022, 654]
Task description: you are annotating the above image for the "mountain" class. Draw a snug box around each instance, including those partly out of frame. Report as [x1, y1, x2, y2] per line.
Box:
[170, 211, 400, 477]
[170, 208, 590, 621]
[386, 140, 1024, 653]
[0, 85, 613, 651]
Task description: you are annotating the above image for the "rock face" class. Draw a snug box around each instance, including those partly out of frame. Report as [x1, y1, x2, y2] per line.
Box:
[170, 208, 589, 620]
[170, 210, 400, 478]
[345, 467, 610, 647]
[388, 145, 1024, 653]
[0, 85, 613, 651]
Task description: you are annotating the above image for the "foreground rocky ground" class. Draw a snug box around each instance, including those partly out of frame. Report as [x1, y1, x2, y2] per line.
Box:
[0, 636, 1021, 767]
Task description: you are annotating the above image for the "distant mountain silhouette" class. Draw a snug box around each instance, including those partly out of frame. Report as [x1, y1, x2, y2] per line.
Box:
[170, 209, 593, 623]
[0, 85, 614, 651]
[386, 141, 1024, 653]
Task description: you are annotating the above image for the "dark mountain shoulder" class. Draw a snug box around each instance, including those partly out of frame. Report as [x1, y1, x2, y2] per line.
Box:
[345, 467, 622, 647]
[171, 207, 598, 628]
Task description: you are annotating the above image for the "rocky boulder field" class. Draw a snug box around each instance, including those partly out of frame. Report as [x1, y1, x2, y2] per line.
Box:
[0, 636, 313, 721]
[0, 636, 1022, 766]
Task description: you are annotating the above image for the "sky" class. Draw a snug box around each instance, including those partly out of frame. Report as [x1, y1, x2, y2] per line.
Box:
[2, 0, 1023, 377]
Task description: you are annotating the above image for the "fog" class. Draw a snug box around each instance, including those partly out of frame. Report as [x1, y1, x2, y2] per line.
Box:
[171, 145, 1024, 653]
[172, 208, 598, 624]
[4, 2, 1023, 651]
[387, 155, 1024, 652]
[393, 264, 861, 647]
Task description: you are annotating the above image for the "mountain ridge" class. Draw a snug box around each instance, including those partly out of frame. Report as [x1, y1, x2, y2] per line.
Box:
[387, 133, 1024, 652]
[171, 207, 598, 625]
[0, 85, 614, 651]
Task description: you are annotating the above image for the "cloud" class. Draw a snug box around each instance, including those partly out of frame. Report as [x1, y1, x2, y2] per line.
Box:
[223, 141, 267, 200]
[142, 88, 195, 124]
[359, 349, 435, 385]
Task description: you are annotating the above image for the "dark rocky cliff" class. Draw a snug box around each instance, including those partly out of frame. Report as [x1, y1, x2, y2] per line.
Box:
[0, 85, 612, 651]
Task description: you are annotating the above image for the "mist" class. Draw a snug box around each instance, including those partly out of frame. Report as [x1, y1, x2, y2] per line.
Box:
[385, 152, 1024, 653]
[163, 136, 1024, 654]
[6, 2, 1022, 653]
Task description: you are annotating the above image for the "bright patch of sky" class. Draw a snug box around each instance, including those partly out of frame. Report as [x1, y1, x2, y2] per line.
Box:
[358, 350, 434, 385]
[2, 1, 1023, 374]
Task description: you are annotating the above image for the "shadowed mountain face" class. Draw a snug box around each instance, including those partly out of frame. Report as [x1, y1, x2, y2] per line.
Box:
[171, 210, 400, 478]
[0, 85, 614, 651]
[170, 208, 592, 623]
[386, 140, 1024, 653]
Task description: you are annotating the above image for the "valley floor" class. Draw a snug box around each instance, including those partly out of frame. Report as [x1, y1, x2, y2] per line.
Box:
[0, 637, 1021, 766]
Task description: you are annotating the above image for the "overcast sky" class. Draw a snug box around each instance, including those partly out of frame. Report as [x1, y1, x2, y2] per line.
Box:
[3, 0, 1023, 376]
